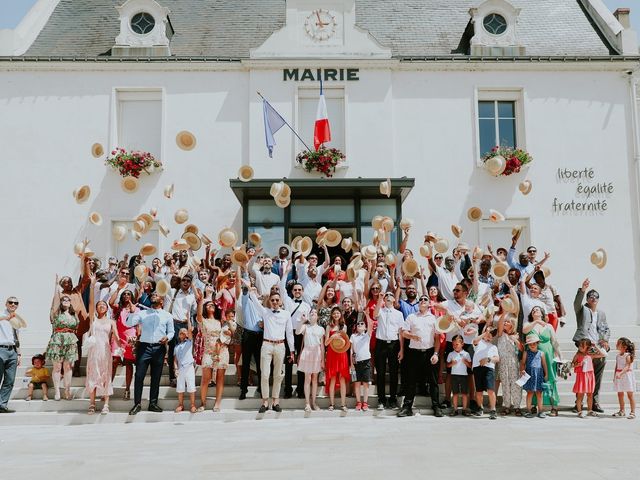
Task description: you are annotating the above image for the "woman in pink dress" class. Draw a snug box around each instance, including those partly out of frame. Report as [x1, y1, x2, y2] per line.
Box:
[110, 289, 138, 400]
[86, 276, 121, 415]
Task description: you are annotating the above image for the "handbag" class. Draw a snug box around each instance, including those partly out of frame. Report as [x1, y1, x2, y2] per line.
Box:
[83, 320, 97, 351]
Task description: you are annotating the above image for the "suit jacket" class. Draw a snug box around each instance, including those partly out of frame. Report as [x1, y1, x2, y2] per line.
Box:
[572, 289, 610, 344]
[272, 258, 296, 283]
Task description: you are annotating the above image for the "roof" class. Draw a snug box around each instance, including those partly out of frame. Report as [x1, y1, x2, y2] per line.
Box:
[23, 0, 615, 58]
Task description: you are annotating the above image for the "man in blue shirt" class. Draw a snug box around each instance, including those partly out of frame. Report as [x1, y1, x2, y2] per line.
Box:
[239, 284, 264, 400]
[125, 293, 174, 415]
[396, 284, 418, 397]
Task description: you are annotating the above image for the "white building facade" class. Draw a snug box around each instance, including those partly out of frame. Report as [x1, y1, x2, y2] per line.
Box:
[1, 0, 640, 348]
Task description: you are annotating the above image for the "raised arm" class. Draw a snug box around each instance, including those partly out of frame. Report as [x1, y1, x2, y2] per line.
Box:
[88, 274, 96, 323]
[398, 226, 410, 254]
[50, 274, 61, 322]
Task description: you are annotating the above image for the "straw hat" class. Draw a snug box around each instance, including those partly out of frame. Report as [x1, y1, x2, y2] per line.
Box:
[419, 243, 432, 258]
[132, 219, 147, 234]
[82, 247, 95, 257]
[519, 180, 532, 195]
[316, 227, 328, 239]
[73, 185, 91, 204]
[184, 224, 199, 235]
[121, 176, 139, 194]
[275, 195, 291, 208]
[139, 243, 157, 256]
[385, 252, 396, 267]
[435, 315, 457, 334]
[238, 165, 254, 182]
[451, 224, 463, 238]
[485, 155, 506, 176]
[456, 242, 470, 253]
[472, 246, 484, 260]
[424, 231, 438, 244]
[113, 224, 127, 242]
[137, 213, 153, 233]
[176, 130, 197, 151]
[346, 265, 357, 282]
[218, 227, 237, 248]
[89, 212, 103, 226]
[248, 232, 262, 246]
[399, 218, 414, 231]
[341, 237, 353, 253]
[379, 178, 392, 198]
[164, 184, 174, 199]
[200, 233, 212, 246]
[231, 246, 249, 265]
[91, 143, 104, 158]
[9, 313, 27, 330]
[174, 209, 189, 225]
[158, 223, 170, 237]
[149, 207, 158, 218]
[350, 256, 364, 271]
[182, 232, 202, 251]
[323, 230, 342, 247]
[362, 245, 377, 261]
[434, 238, 449, 254]
[156, 279, 171, 297]
[526, 333, 541, 345]
[541, 266, 551, 278]
[489, 209, 505, 223]
[590, 248, 607, 269]
[381, 217, 394, 233]
[501, 297, 517, 314]
[512, 225, 523, 237]
[134, 264, 148, 282]
[402, 258, 419, 277]
[290, 236, 302, 251]
[279, 183, 291, 198]
[171, 239, 190, 251]
[467, 207, 483, 222]
[299, 236, 313, 257]
[270, 181, 285, 198]
[329, 331, 351, 354]
[132, 231, 142, 241]
[73, 242, 84, 256]
[371, 216, 384, 230]
[492, 262, 509, 278]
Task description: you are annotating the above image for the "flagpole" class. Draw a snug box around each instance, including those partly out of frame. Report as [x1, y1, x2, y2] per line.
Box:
[257, 91, 313, 152]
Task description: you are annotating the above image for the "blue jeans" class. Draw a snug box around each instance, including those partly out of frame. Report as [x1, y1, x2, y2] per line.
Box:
[0, 347, 18, 408]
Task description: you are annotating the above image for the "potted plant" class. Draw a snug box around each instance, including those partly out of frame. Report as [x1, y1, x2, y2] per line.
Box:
[296, 147, 345, 177]
[483, 146, 533, 177]
[105, 148, 163, 178]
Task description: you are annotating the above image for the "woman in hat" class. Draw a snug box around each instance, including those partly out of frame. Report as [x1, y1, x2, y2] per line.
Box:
[110, 289, 139, 400]
[324, 307, 350, 411]
[496, 289, 524, 416]
[523, 306, 562, 415]
[86, 275, 121, 415]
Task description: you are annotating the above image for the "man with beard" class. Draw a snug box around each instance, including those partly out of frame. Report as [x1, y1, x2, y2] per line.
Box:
[428, 253, 463, 302]
[396, 284, 419, 396]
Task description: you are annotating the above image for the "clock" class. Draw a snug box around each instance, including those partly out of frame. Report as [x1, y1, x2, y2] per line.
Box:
[304, 9, 337, 41]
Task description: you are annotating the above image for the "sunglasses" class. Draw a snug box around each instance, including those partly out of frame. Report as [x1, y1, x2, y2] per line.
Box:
[269, 299, 279, 303]
[7, 301, 19, 305]
[434, 256, 443, 260]
[527, 250, 537, 254]
[587, 294, 599, 300]
[418, 297, 429, 302]
[371, 286, 381, 290]
[181, 279, 192, 283]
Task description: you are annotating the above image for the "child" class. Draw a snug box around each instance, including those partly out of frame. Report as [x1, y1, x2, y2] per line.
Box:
[572, 338, 606, 418]
[26, 354, 50, 401]
[472, 326, 500, 419]
[521, 333, 548, 418]
[296, 309, 325, 412]
[350, 310, 374, 412]
[446, 335, 472, 416]
[612, 337, 636, 420]
[173, 316, 196, 413]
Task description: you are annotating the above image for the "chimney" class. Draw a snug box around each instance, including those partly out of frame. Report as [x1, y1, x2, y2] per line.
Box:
[614, 8, 638, 54]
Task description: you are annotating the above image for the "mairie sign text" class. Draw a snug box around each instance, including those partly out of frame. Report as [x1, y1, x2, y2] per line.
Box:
[283, 68, 360, 82]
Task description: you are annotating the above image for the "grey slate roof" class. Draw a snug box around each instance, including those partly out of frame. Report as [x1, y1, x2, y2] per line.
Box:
[24, 0, 614, 58]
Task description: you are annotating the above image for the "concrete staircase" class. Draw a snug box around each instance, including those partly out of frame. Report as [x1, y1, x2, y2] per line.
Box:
[3, 342, 637, 425]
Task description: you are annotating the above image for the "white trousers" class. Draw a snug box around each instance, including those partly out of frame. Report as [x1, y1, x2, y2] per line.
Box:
[260, 342, 285, 400]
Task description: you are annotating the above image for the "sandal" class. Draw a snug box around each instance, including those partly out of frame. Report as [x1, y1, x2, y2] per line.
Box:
[25, 396, 31, 402]
[190, 406, 197, 414]
[304, 404, 311, 412]
[362, 402, 369, 412]
[88, 404, 96, 415]
[175, 405, 184, 413]
[514, 408, 522, 417]
[101, 405, 110, 415]
[312, 404, 320, 411]
[341, 405, 348, 412]
[64, 388, 72, 400]
[627, 412, 635, 420]
[196, 406, 205, 413]
[612, 410, 626, 418]
[549, 408, 558, 417]
[43, 395, 48, 401]
[500, 408, 510, 416]
[213, 406, 221, 412]
[328, 404, 334, 411]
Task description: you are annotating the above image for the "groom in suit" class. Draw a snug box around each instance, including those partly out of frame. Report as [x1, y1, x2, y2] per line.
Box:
[572, 278, 610, 413]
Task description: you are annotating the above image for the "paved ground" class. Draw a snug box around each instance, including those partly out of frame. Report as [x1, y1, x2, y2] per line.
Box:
[1, 413, 638, 479]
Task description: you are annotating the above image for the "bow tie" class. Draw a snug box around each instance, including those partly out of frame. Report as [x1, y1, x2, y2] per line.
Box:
[272, 309, 279, 313]
[294, 300, 302, 303]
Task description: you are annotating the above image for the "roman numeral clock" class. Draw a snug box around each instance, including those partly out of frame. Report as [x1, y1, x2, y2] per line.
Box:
[304, 8, 338, 41]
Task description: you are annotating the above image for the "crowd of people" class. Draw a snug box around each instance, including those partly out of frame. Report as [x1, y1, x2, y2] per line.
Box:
[0, 225, 636, 420]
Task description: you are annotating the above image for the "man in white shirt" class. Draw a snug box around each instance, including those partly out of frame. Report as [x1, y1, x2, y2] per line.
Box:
[0, 296, 21, 413]
[428, 254, 463, 301]
[519, 281, 548, 320]
[164, 273, 196, 387]
[255, 257, 280, 298]
[296, 259, 323, 305]
[398, 295, 442, 418]
[250, 291, 294, 413]
[374, 292, 405, 409]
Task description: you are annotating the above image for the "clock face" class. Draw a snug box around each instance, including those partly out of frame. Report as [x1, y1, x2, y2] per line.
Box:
[304, 9, 337, 41]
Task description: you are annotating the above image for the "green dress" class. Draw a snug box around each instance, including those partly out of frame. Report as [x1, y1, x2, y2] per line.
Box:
[535, 325, 560, 406]
[45, 313, 79, 363]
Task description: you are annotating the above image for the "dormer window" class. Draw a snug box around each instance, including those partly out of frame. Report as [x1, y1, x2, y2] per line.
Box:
[130, 12, 156, 35]
[469, 0, 524, 55]
[113, 0, 171, 56]
[483, 13, 507, 36]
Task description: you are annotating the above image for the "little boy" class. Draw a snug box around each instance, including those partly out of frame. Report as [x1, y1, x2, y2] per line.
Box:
[350, 312, 373, 412]
[446, 335, 472, 416]
[472, 326, 500, 419]
[26, 354, 49, 401]
[173, 316, 196, 413]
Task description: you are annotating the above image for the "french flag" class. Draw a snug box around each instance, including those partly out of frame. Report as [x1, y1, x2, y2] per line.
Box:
[313, 79, 331, 151]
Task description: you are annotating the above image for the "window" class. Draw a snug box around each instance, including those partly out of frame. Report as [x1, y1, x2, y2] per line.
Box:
[115, 89, 163, 158]
[247, 200, 285, 256]
[360, 199, 399, 251]
[290, 199, 354, 223]
[130, 12, 156, 35]
[476, 89, 525, 161]
[297, 87, 345, 153]
[483, 14, 507, 35]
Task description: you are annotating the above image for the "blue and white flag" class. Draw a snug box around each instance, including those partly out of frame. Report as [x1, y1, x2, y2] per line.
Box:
[263, 99, 287, 158]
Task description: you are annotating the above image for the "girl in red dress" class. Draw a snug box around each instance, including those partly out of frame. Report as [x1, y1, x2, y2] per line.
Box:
[324, 307, 350, 411]
[572, 338, 606, 417]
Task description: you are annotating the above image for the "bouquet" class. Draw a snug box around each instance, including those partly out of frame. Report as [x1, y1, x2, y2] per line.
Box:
[482, 146, 533, 177]
[105, 148, 163, 178]
[296, 147, 345, 177]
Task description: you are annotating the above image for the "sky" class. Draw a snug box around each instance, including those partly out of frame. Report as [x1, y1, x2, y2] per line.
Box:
[0, 0, 639, 31]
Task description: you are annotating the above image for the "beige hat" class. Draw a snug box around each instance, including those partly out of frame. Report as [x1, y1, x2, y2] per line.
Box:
[341, 237, 353, 253]
[132, 219, 147, 234]
[91, 143, 104, 158]
[137, 213, 153, 233]
[451, 224, 463, 238]
[73, 242, 84, 256]
[346, 265, 357, 282]
[82, 247, 95, 257]
[419, 243, 432, 258]
[489, 209, 505, 223]
[182, 231, 202, 251]
[492, 262, 509, 278]
[132, 231, 142, 241]
[183, 224, 199, 235]
[113, 224, 127, 242]
[139, 243, 157, 256]
[121, 176, 139, 194]
[275, 195, 291, 208]
[316, 226, 328, 239]
[526, 333, 541, 345]
[424, 231, 438, 244]
[164, 184, 174, 199]
[385, 252, 396, 267]
[291, 236, 303, 252]
[158, 223, 170, 237]
[176, 130, 197, 151]
[174, 209, 189, 225]
[350, 256, 364, 271]
[519, 180, 532, 195]
[149, 207, 158, 218]
[73, 185, 91, 204]
[171, 239, 190, 251]
[323, 230, 342, 247]
[134, 264, 148, 281]
[590, 248, 607, 269]
[402, 258, 419, 277]
[399, 218, 414, 231]
[248, 232, 262, 246]
[435, 315, 457, 334]
[512, 225, 523, 237]
[89, 212, 103, 226]
[379, 178, 391, 198]
[467, 207, 483, 222]
[231, 246, 249, 265]
[156, 279, 171, 297]
[371, 216, 384, 230]
[472, 246, 484, 260]
[381, 217, 394, 233]
[485, 155, 506, 176]
[238, 165, 254, 182]
[9, 313, 27, 330]
[218, 227, 237, 248]
[362, 245, 377, 261]
[329, 331, 351, 354]
[201, 233, 212, 246]
[299, 236, 313, 257]
[501, 297, 517, 314]
[279, 183, 291, 199]
[434, 238, 449, 254]
[541, 266, 551, 278]
[456, 242, 470, 253]
[270, 181, 285, 198]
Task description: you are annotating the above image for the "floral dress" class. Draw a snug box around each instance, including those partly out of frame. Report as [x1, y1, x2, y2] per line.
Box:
[496, 333, 522, 408]
[317, 306, 331, 329]
[85, 317, 114, 397]
[201, 318, 237, 370]
[45, 313, 79, 363]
